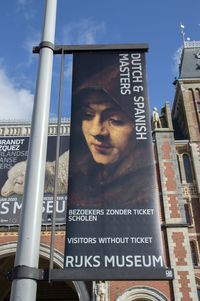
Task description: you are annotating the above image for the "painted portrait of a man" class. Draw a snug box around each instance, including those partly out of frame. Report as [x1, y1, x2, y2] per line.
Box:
[64, 51, 165, 275]
[67, 51, 154, 207]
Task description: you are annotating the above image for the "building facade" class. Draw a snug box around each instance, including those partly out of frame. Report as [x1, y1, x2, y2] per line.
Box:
[1, 41, 200, 300]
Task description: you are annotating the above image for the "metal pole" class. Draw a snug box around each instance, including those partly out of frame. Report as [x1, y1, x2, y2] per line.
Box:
[48, 50, 65, 282]
[10, 1, 57, 300]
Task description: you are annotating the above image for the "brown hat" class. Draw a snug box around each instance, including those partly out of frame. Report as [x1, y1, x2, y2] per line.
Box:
[72, 53, 134, 122]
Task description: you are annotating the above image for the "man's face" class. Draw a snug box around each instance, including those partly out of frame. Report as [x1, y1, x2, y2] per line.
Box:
[81, 93, 134, 165]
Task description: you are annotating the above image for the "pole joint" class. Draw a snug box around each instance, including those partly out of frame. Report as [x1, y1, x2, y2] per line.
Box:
[6, 265, 46, 281]
[33, 41, 55, 53]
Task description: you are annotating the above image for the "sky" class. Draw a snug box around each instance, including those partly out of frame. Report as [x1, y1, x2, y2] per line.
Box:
[0, 0, 200, 121]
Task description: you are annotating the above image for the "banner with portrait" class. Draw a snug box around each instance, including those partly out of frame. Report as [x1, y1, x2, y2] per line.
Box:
[64, 51, 173, 280]
[0, 135, 69, 225]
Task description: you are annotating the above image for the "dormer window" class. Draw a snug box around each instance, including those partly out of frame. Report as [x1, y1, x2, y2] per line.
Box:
[183, 154, 193, 183]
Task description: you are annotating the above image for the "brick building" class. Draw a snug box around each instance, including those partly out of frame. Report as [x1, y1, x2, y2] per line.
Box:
[1, 40, 200, 300]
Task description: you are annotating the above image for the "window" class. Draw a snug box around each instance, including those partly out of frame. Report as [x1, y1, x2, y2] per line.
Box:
[198, 102, 200, 113]
[177, 155, 182, 182]
[183, 154, 193, 183]
[190, 241, 198, 266]
[195, 88, 200, 100]
[184, 204, 191, 225]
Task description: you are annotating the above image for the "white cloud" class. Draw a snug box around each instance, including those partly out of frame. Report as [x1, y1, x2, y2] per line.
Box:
[23, 32, 40, 66]
[0, 68, 34, 120]
[61, 18, 106, 83]
[17, 0, 35, 20]
[64, 56, 73, 81]
[17, 0, 27, 4]
[172, 47, 182, 75]
[62, 18, 106, 45]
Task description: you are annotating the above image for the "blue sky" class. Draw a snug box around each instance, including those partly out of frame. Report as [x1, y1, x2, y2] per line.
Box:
[0, 0, 200, 120]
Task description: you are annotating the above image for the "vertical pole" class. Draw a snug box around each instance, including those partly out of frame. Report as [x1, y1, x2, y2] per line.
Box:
[10, 1, 57, 300]
[48, 50, 65, 282]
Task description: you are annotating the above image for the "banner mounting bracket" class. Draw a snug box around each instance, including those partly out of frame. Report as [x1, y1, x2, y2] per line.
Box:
[33, 43, 149, 54]
[6, 266, 174, 282]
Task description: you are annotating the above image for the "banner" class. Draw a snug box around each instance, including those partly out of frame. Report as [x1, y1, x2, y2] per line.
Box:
[0, 135, 69, 225]
[64, 51, 171, 280]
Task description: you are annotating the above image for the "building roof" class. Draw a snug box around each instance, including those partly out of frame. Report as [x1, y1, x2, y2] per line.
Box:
[179, 41, 200, 79]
